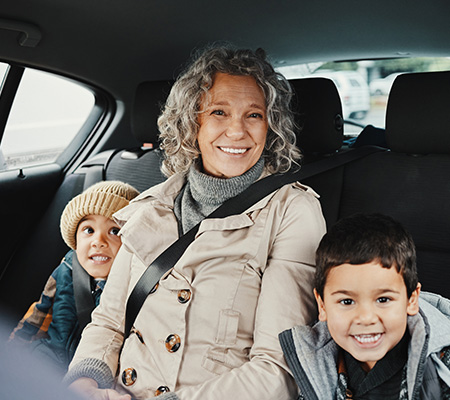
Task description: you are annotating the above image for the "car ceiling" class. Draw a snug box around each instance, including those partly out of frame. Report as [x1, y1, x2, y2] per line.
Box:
[1, 0, 450, 101]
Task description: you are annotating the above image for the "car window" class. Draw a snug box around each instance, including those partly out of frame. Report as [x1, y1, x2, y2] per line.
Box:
[0, 66, 95, 171]
[349, 78, 361, 87]
[277, 57, 450, 136]
[0, 63, 8, 81]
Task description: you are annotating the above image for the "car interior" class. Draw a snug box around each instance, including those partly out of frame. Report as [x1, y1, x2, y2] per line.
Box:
[1, 0, 450, 331]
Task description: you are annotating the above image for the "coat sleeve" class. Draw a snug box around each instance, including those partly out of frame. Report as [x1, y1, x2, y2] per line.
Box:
[9, 265, 60, 342]
[66, 245, 136, 387]
[174, 187, 326, 400]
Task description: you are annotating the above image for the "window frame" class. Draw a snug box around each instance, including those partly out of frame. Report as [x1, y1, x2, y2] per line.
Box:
[0, 62, 114, 174]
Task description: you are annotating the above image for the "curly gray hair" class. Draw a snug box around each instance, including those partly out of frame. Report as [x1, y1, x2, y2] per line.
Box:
[158, 45, 301, 177]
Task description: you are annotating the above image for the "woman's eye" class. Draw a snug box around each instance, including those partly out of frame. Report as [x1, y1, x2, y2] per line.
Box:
[82, 226, 94, 234]
[340, 299, 354, 306]
[211, 109, 224, 116]
[377, 297, 391, 304]
[110, 227, 120, 236]
[249, 112, 263, 119]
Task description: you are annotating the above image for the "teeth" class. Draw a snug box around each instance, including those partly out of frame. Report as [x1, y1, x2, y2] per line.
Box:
[354, 333, 381, 343]
[220, 147, 247, 154]
[92, 256, 109, 261]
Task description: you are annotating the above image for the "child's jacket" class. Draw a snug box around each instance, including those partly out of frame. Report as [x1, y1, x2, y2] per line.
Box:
[10, 250, 105, 370]
[279, 292, 450, 400]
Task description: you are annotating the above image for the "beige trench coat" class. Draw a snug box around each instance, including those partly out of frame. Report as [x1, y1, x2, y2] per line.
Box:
[69, 172, 326, 399]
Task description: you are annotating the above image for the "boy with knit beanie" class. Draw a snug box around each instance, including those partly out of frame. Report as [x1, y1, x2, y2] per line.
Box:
[9, 180, 139, 371]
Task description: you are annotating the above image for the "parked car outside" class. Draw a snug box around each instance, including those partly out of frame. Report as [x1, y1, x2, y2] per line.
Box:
[369, 72, 402, 95]
[311, 70, 371, 119]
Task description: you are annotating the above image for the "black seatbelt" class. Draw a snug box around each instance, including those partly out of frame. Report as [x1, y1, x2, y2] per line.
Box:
[72, 253, 96, 333]
[124, 145, 384, 338]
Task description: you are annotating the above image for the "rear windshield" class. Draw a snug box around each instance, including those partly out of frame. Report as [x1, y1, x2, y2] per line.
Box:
[277, 57, 450, 136]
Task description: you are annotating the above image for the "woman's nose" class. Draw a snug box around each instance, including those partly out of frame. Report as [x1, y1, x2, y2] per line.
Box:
[226, 117, 246, 139]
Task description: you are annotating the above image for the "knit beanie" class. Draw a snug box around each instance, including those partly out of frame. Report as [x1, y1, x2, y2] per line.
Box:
[60, 180, 140, 250]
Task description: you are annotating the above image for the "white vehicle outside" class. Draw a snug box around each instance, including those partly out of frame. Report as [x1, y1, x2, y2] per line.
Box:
[311, 70, 371, 119]
[369, 72, 402, 95]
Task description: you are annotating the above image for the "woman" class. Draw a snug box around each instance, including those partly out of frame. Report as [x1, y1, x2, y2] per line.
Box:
[65, 45, 326, 400]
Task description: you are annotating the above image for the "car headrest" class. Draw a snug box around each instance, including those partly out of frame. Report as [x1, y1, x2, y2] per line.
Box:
[289, 77, 344, 154]
[386, 71, 450, 154]
[131, 80, 174, 145]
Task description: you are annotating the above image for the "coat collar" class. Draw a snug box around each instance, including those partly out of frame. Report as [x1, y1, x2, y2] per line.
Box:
[112, 169, 289, 266]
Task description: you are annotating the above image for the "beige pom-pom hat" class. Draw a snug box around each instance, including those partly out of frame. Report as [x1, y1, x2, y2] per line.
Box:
[60, 180, 140, 250]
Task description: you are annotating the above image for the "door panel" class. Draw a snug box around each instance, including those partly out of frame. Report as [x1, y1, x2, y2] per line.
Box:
[0, 164, 82, 323]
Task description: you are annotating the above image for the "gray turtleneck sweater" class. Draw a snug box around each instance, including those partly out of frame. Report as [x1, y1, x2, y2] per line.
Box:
[174, 158, 265, 234]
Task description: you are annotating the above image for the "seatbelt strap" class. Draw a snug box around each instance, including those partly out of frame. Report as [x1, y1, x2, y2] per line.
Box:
[72, 253, 96, 333]
[124, 145, 384, 338]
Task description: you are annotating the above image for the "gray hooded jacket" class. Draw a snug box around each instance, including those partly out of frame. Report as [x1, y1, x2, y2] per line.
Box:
[279, 292, 450, 400]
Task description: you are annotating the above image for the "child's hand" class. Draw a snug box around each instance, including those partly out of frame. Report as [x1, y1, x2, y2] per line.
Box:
[69, 377, 132, 400]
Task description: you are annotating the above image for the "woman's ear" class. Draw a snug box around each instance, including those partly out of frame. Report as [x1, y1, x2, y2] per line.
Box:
[314, 288, 327, 321]
[407, 282, 421, 316]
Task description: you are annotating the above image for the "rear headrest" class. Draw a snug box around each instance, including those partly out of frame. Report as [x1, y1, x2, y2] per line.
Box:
[289, 77, 344, 154]
[386, 71, 450, 154]
[131, 80, 174, 144]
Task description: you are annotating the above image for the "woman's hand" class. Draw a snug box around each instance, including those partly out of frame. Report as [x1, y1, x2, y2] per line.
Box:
[69, 377, 132, 400]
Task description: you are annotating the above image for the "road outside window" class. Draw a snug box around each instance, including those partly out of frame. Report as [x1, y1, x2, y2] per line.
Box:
[0, 67, 94, 170]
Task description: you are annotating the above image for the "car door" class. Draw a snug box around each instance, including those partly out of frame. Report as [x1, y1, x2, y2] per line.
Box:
[0, 63, 109, 321]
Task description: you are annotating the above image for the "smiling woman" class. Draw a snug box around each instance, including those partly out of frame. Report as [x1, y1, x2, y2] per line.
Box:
[197, 73, 268, 178]
[158, 46, 301, 177]
[64, 45, 326, 400]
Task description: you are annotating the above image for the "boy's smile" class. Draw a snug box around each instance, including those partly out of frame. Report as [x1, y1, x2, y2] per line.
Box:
[314, 261, 420, 371]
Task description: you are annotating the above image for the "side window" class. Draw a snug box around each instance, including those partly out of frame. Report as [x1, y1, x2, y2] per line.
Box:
[349, 78, 361, 87]
[0, 65, 95, 170]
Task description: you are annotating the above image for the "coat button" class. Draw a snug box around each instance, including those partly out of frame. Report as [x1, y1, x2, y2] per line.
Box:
[177, 289, 191, 304]
[130, 328, 144, 344]
[150, 282, 159, 294]
[165, 333, 181, 352]
[155, 386, 170, 396]
[135, 330, 144, 344]
[122, 368, 137, 386]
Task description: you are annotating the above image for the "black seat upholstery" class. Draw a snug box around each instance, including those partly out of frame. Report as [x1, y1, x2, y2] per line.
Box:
[290, 77, 344, 161]
[82, 80, 173, 192]
[104, 80, 173, 192]
[305, 71, 450, 298]
[386, 71, 450, 154]
[290, 77, 385, 226]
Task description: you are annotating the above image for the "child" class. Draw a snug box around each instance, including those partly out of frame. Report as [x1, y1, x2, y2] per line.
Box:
[280, 213, 450, 399]
[9, 180, 139, 371]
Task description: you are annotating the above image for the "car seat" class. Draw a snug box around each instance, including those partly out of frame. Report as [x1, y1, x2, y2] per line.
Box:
[335, 71, 450, 298]
[80, 80, 173, 193]
[290, 77, 344, 162]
